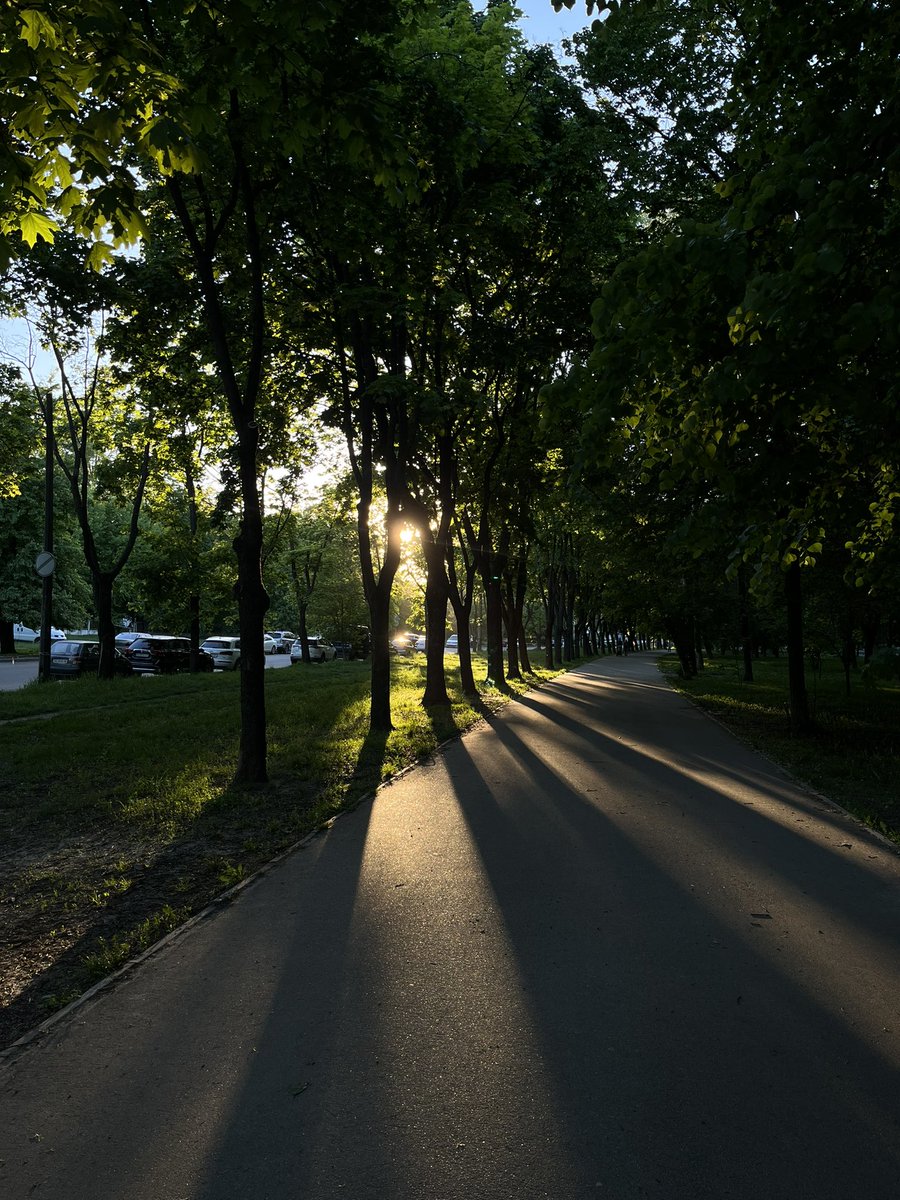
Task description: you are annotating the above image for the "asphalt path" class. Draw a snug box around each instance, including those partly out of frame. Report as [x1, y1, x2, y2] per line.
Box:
[2, 654, 899, 1199]
[0, 657, 39, 691]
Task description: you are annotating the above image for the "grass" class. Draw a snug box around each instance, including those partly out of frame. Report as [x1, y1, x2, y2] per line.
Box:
[658, 653, 900, 846]
[0, 653, 570, 1049]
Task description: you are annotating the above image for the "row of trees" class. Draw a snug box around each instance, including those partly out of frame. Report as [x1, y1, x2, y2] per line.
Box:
[3, 0, 898, 778]
[546, 0, 900, 727]
[2, 2, 638, 785]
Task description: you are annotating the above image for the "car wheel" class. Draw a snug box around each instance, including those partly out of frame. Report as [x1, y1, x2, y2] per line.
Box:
[233, 658, 241, 670]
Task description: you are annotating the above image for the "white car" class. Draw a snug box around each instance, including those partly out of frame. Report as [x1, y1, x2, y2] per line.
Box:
[201, 635, 276, 667]
[266, 630, 297, 653]
[290, 636, 337, 663]
[201, 636, 241, 670]
[14, 624, 66, 642]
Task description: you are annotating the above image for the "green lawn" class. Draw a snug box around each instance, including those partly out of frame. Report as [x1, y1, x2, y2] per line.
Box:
[658, 654, 900, 845]
[0, 654, 567, 1049]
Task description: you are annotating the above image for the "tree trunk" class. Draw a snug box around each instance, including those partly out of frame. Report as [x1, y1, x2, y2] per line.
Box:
[359, 497, 403, 732]
[233, 441, 270, 783]
[515, 549, 533, 674]
[542, 571, 555, 670]
[484, 569, 506, 688]
[784, 559, 810, 732]
[668, 616, 697, 679]
[861, 605, 879, 663]
[503, 573, 523, 682]
[421, 537, 450, 708]
[738, 565, 754, 683]
[447, 533, 478, 699]
[452, 609, 477, 698]
[94, 573, 117, 680]
[189, 594, 201, 672]
[840, 630, 855, 698]
[186, 457, 202, 674]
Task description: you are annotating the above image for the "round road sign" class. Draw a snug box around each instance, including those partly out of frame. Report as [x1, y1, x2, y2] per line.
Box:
[35, 550, 56, 578]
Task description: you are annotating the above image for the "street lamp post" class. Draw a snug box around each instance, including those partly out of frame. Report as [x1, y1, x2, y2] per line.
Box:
[37, 394, 55, 684]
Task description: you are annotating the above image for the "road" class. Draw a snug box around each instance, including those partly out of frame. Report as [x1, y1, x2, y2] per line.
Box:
[0, 652, 294, 691]
[0, 657, 39, 691]
[1, 654, 899, 1199]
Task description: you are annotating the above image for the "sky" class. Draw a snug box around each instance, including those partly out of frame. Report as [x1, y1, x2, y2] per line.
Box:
[514, 0, 594, 47]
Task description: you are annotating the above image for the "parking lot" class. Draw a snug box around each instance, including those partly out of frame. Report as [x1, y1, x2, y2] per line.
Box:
[0, 651, 294, 692]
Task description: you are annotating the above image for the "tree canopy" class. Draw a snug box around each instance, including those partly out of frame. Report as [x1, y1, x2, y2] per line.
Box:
[4, 0, 899, 761]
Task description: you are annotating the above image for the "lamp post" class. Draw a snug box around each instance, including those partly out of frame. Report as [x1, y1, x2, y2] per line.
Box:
[37, 392, 55, 683]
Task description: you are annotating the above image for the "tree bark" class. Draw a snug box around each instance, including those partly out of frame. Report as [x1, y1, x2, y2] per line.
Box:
[483, 570, 505, 687]
[420, 532, 450, 707]
[784, 559, 810, 732]
[738, 564, 754, 683]
[446, 527, 478, 699]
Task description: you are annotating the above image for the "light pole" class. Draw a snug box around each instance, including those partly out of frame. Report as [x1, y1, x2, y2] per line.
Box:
[37, 391, 55, 684]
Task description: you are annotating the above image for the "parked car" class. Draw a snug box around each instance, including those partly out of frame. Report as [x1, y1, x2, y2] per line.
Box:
[201, 636, 241, 670]
[14, 625, 66, 643]
[49, 640, 133, 679]
[413, 634, 427, 652]
[390, 632, 418, 656]
[445, 634, 459, 653]
[115, 631, 146, 652]
[263, 634, 277, 655]
[266, 630, 297, 654]
[127, 636, 214, 675]
[118, 632, 170, 661]
[290, 636, 337, 664]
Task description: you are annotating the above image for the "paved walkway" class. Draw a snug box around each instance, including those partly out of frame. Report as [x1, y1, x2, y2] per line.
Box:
[2, 655, 899, 1199]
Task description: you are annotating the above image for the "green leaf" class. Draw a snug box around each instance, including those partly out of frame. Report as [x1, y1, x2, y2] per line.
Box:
[19, 8, 59, 50]
[18, 210, 56, 248]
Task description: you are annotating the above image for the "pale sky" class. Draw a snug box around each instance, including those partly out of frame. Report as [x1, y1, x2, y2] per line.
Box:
[514, 0, 593, 46]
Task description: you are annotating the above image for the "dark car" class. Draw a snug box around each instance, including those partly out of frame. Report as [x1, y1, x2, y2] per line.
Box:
[49, 641, 133, 679]
[127, 636, 214, 675]
[115, 631, 146, 652]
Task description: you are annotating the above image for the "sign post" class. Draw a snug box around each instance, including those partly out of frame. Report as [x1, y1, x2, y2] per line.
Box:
[37, 397, 55, 684]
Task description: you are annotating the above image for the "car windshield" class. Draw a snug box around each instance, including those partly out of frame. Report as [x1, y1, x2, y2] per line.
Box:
[203, 640, 235, 649]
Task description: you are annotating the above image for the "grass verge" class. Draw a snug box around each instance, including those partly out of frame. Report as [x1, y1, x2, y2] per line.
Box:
[659, 654, 900, 846]
[0, 653, 570, 1050]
